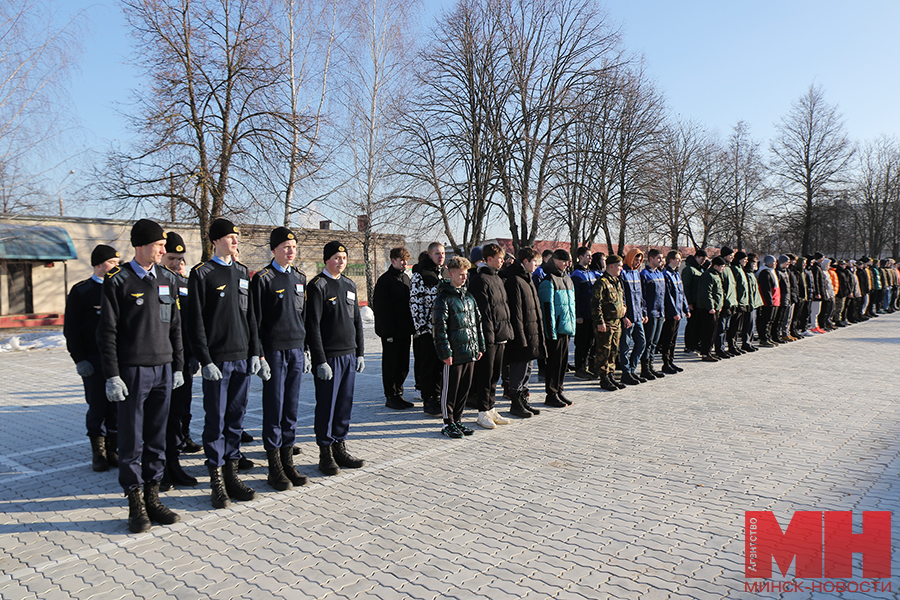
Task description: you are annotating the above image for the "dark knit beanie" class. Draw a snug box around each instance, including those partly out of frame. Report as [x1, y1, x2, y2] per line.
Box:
[606, 254, 622, 265]
[552, 249, 571, 262]
[469, 246, 483, 263]
[130, 219, 166, 247]
[209, 218, 239, 242]
[813, 251, 824, 260]
[733, 251, 747, 262]
[164, 232, 186, 254]
[91, 244, 120, 266]
[323, 240, 347, 261]
[719, 246, 734, 258]
[711, 256, 727, 267]
[270, 227, 295, 250]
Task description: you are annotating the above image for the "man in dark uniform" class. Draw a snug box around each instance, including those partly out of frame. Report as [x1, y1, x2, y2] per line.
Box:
[65, 244, 121, 472]
[306, 241, 366, 476]
[250, 226, 310, 491]
[591, 254, 626, 391]
[188, 218, 262, 509]
[96, 219, 184, 533]
[158, 232, 199, 491]
[372, 247, 415, 409]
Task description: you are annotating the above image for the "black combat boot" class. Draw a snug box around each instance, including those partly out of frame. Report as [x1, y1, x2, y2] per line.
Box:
[620, 372, 641, 386]
[166, 454, 198, 487]
[318, 445, 340, 476]
[648, 358, 665, 378]
[126, 487, 151, 533]
[520, 392, 540, 415]
[208, 465, 230, 509]
[509, 391, 532, 418]
[182, 422, 201, 453]
[144, 481, 180, 525]
[223, 459, 257, 501]
[599, 374, 619, 391]
[266, 448, 292, 491]
[105, 433, 118, 468]
[280, 446, 308, 487]
[332, 441, 365, 469]
[639, 361, 656, 381]
[90, 436, 109, 472]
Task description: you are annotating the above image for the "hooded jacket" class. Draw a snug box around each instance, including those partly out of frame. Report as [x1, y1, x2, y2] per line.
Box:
[504, 260, 546, 362]
[538, 259, 576, 339]
[372, 264, 414, 339]
[619, 249, 647, 322]
[468, 264, 513, 346]
[410, 254, 446, 336]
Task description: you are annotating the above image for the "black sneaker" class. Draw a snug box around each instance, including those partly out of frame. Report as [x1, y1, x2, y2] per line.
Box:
[385, 396, 414, 410]
[544, 395, 567, 407]
[558, 393, 573, 406]
[441, 424, 463, 439]
[454, 422, 475, 436]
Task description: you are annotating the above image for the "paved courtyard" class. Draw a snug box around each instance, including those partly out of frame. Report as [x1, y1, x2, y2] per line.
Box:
[1, 314, 899, 599]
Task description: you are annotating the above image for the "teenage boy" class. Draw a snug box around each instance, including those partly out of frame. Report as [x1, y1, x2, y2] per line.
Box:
[372, 247, 415, 409]
[639, 248, 666, 380]
[538, 249, 576, 406]
[571, 246, 598, 378]
[503, 247, 545, 418]
[660, 251, 690, 373]
[432, 256, 484, 438]
[410, 243, 447, 416]
[618, 249, 647, 385]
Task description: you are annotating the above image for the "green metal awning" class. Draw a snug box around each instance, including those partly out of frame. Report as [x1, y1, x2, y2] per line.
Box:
[0, 224, 78, 261]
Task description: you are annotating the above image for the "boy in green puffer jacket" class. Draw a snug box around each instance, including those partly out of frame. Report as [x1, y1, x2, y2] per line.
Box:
[433, 256, 485, 438]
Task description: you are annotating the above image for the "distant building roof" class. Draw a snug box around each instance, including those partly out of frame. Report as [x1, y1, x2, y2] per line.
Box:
[0, 224, 78, 261]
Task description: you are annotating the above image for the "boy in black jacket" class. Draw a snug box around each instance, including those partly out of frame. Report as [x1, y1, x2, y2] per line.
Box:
[372, 247, 415, 409]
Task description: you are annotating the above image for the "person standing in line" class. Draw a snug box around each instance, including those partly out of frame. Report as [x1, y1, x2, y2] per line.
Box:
[571, 246, 599, 379]
[538, 249, 576, 406]
[639, 248, 666, 380]
[591, 254, 626, 391]
[250, 227, 310, 491]
[618, 249, 647, 385]
[433, 256, 484, 438]
[659, 250, 690, 373]
[726, 251, 751, 355]
[714, 247, 737, 359]
[158, 232, 199, 491]
[696, 256, 726, 362]
[65, 244, 121, 473]
[187, 218, 262, 509]
[503, 247, 545, 418]
[97, 219, 184, 533]
[468, 243, 513, 429]
[410, 243, 447, 417]
[741, 254, 762, 352]
[372, 247, 415, 410]
[306, 241, 366, 476]
[681, 250, 708, 354]
[756, 255, 781, 347]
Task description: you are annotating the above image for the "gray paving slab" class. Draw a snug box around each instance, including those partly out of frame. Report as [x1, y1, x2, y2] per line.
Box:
[1, 317, 900, 598]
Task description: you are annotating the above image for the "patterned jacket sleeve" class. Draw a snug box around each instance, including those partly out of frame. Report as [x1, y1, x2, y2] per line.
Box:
[409, 272, 428, 336]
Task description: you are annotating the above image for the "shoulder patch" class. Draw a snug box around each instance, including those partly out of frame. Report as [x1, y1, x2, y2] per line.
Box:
[106, 266, 121, 278]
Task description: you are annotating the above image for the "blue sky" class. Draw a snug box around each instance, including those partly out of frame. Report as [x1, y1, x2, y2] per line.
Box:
[61, 0, 900, 203]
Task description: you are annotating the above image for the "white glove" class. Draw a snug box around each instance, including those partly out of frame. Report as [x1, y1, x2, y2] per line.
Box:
[173, 370, 185, 389]
[105, 376, 128, 402]
[258, 358, 272, 381]
[202, 363, 223, 381]
[315, 363, 333, 381]
[356, 356, 365, 373]
[75, 360, 94, 377]
[250, 356, 261, 375]
[303, 350, 312, 373]
[188, 357, 200, 375]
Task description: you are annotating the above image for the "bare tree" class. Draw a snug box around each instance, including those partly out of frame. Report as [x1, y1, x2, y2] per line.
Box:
[854, 136, 900, 257]
[723, 121, 768, 250]
[684, 136, 730, 250]
[652, 117, 704, 249]
[770, 84, 854, 256]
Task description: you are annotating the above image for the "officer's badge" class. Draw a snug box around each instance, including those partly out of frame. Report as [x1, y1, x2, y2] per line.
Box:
[176, 245, 184, 252]
[287, 233, 294, 239]
[216, 285, 226, 290]
[114, 252, 120, 258]
[338, 245, 345, 252]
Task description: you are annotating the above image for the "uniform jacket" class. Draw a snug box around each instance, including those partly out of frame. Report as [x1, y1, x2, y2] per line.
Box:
[696, 268, 724, 312]
[791, 262, 808, 301]
[682, 255, 705, 307]
[162, 266, 193, 360]
[250, 262, 307, 353]
[372, 265, 414, 339]
[538, 261, 576, 339]
[730, 264, 750, 308]
[65, 277, 103, 363]
[619, 250, 646, 322]
[503, 260, 546, 362]
[410, 255, 446, 337]
[640, 267, 665, 318]
[432, 281, 485, 363]
[468, 264, 513, 346]
[305, 271, 364, 366]
[571, 264, 599, 321]
[787, 268, 800, 304]
[720, 261, 737, 309]
[663, 266, 690, 319]
[745, 265, 763, 309]
[592, 271, 626, 326]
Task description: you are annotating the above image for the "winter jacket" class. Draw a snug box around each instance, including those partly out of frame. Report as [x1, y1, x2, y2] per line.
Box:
[819, 259, 835, 299]
[787, 268, 800, 304]
[538, 260, 576, 339]
[696, 268, 724, 312]
[745, 265, 763, 309]
[640, 267, 666, 318]
[504, 260, 546, 363]
[619, 250, 646, 322]
[432, 281, 485, 364]
[809, 261, 827, 300]
[775, 266, 791, 305]
[468, 264, 513, 346]
[792, 263, 808, 301]
[835, 265, 852, 299]
[720, 262, 738, 309]
[571, 264, 600, 321]
[682, 255, 705, 307]
[829, 267, 843, 299]
[730, 264, 750, 308]
[410, 254, 446, 337]
[757, 267, 780, 307]
[663, 266, 690, 319]
[372, 265, 414, 339]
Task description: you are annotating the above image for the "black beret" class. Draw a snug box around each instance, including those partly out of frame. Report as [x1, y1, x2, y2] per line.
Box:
[711, 256, 727, 267]
[164, 232, 186, 254]
[270, 226, 296, 250]
[720, 246, 734, 257]
[90, 244, 119, 266]
[130, 219, 166, 247]
[209, 218, 239, 242]
[606, 254, 622, 265]
[324, 240, 347, 261]
[552, 249, 571, 261]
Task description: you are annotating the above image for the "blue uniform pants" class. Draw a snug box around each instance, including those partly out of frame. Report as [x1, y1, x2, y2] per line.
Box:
[166, 365, 192, 456]
[641, 316, 664, 362]
[262, 348, 304, 450]
[202, 359, 250, 468]
[314, 354, 355, 446]
[84, 354, 117, 437]
[618, 320, 645, 375]
[117, 364, 171, 493]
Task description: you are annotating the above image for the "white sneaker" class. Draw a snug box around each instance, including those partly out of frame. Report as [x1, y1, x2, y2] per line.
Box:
[488, 408, 511, 425]
[476, 411, 496, 429]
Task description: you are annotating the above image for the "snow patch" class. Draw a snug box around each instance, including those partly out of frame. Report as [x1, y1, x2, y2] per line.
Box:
[0, 331, 66, 353]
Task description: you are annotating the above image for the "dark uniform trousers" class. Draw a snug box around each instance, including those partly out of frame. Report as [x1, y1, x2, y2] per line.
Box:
[742, 310, 755, 346]
[544, 335, 569, 396]
[166, 365, 192, 456]
[593, 321, 621, 375]
[658, 318, 680, 365]
[697, 311, 718, 355]
[441, 361, 475, 424]
[262, 348, 303, 450]
[757, 306, 776, 342]
[118, 363, 172, 492]
[472, 342, 505, 411]
[314, 353, 355, 446]
[413, 334, 442, 401]
[83, 354, 118, 437]
[202, 359, 250, 467]
[715, 310, 731, 353]
[574, 319, 594, 371]
[726, 307, 745, 349]
[683, 312, 699, 351]
[381, 335, 411, 398]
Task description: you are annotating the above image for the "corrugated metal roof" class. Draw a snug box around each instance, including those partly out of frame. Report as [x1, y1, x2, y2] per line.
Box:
[0, 224, 78, 261]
